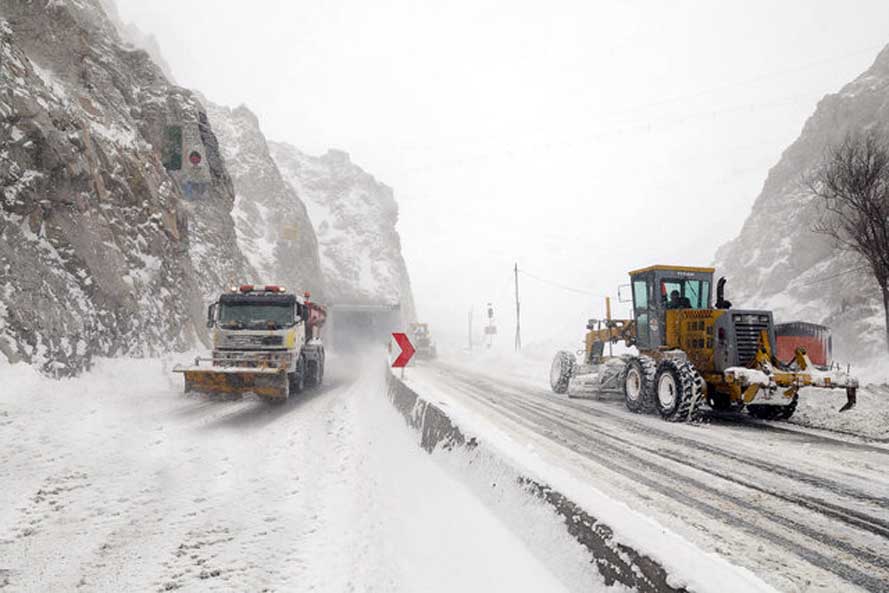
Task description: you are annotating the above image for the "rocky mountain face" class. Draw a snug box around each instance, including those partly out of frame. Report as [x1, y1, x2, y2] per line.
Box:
[203, 102, 326, 297]
[0, 0, 252, 374]
[0, 0, 415, 374]
[269, 142, 416, 321]
[714, 45, 889, 364]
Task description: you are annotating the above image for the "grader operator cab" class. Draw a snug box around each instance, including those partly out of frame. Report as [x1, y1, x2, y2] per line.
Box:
[550, 265, 858, 422]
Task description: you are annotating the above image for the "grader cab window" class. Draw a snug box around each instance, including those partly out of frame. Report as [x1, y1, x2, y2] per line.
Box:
[662, 279, 709, 310]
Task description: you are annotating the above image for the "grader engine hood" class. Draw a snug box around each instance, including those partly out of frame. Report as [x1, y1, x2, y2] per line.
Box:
[713, 310, 776, 373]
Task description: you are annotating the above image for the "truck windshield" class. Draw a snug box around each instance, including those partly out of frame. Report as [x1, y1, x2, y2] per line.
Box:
[219, 303, 294, 329]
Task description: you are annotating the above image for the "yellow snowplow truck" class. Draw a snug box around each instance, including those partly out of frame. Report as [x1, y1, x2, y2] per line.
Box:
[174, 285, 326, 401]
[550, 265, 858, 422]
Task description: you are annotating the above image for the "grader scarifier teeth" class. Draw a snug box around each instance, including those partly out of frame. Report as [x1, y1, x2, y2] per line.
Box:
[839, 387, 857, 413]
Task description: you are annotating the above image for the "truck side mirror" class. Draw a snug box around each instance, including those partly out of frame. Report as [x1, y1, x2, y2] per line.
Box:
[206, 302, 217, 328]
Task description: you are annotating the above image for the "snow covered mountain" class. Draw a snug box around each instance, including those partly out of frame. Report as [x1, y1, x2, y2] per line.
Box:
[0, 0, 253, 374]
[269, 142, 416, 320]
[203, 102, 326, 298]
[714, 45, 889, 366]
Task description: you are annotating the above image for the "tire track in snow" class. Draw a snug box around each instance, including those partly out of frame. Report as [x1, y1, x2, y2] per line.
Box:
[429, 364, 889, 593]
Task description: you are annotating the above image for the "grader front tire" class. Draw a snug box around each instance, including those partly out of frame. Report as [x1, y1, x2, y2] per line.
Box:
[550, 351, 576, 394]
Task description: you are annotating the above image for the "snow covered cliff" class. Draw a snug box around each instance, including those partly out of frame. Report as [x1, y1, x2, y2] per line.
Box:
[0, 0, 252, 374]
[714, 45, 889, 366]
[269, 143, 416, 320]
[203, 102, 326, 298]
[0, 0, 415, 375]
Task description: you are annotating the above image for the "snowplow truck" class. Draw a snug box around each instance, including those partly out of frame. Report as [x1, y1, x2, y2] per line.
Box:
[174, 285, 326, 401]
[550, 265, 858, 422]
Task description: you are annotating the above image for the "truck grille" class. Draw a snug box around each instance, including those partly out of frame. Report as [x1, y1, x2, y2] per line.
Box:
[733, 314, 771, 366]
[225, 334, 283, 348]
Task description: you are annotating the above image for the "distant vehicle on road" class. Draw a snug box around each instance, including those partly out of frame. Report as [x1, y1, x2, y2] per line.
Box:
[409, 322, 437, 360]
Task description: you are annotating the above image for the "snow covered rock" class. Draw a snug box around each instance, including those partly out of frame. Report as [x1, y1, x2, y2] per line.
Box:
[714, 44, 889, 368]
[269, 142, 415, 319]
[0, 0, 252, 374]
[203, 102, 327, 297]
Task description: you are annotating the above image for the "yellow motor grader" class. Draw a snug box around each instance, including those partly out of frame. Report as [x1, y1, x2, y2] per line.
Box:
[550, 265, 858, 421]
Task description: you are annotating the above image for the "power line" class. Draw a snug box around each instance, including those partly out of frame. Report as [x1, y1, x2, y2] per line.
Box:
[518, 269, 608, 298]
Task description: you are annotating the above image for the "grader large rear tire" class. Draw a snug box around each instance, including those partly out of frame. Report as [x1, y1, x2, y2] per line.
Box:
[654, 360, 703, 422]
[550, 351, 576, 394]
[622, 356, 656, 413]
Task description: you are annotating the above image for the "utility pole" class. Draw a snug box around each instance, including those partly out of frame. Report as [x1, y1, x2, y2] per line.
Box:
[514, 263, 522, 351]
[468, 308, 473, 351]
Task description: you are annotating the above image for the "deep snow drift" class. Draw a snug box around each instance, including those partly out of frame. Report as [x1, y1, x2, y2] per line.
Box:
[0, 354, 581, 593]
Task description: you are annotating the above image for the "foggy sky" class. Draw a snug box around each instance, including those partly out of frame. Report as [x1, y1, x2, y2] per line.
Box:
[116, 0, 889, 349]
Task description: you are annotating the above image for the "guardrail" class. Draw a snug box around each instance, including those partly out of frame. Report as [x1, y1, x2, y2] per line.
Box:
[385, 369, 687, 593]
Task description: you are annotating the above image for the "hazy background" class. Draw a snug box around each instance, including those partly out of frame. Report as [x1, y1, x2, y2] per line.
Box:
[116, 0, 889, 351]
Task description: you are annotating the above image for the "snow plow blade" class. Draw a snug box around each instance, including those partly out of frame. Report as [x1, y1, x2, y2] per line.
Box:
[173, 365, 289, 400]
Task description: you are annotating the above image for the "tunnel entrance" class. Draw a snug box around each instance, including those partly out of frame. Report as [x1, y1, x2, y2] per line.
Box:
[326, 303, 402, 353]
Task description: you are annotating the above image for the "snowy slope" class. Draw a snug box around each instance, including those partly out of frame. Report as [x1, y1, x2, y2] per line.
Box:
[409, 352, 889, 593]
[714, 44, 889, 371]
[269, 142, 416, 319]
[0, 355, 576, 593]
[204, 102, 326, 297]
[0, 0, 254, 374]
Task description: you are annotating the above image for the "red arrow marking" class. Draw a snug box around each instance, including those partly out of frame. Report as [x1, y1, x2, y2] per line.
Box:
[391, 333, 416, 368]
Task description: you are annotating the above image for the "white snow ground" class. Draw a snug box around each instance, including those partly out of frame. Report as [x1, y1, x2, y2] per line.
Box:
[0, 354, 580, 593]
[402, 347, 889, 593]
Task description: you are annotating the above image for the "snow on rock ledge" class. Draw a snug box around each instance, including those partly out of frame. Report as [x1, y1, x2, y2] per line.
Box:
[204, 102, 326, 296]
[714, 44, 889, 370]
[0, 1, 252, 374]
[269, 142, 415, 319]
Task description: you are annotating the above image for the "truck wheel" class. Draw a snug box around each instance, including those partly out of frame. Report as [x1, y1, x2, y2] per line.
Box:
[304, 360, 317, 388]
[550, 351, 576, 394]
[622, 356, 656, 413]
[290, 357, 306, 394]
[654, 360, 701, 422]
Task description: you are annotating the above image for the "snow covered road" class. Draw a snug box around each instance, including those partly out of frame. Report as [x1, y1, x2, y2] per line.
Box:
[0, 356, 575, 593]
[407, 357, 889, 593]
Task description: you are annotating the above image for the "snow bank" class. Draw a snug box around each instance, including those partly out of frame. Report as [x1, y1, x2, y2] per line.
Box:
[387, 368, 779, 593]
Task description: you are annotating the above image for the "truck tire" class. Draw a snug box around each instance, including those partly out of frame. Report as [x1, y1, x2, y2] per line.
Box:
[290, 356, 306, 394]
[654, 360, 702, 422]
[305, 355, 324, 388]
[550, 351, 576, 394]
[621, 356, 657, 413]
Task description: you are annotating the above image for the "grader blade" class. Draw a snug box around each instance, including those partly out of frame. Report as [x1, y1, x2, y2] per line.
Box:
[175, 365, 289, 400]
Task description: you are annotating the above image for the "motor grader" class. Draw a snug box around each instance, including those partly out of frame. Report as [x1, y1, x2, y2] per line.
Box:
[550, 265, 858, 421]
